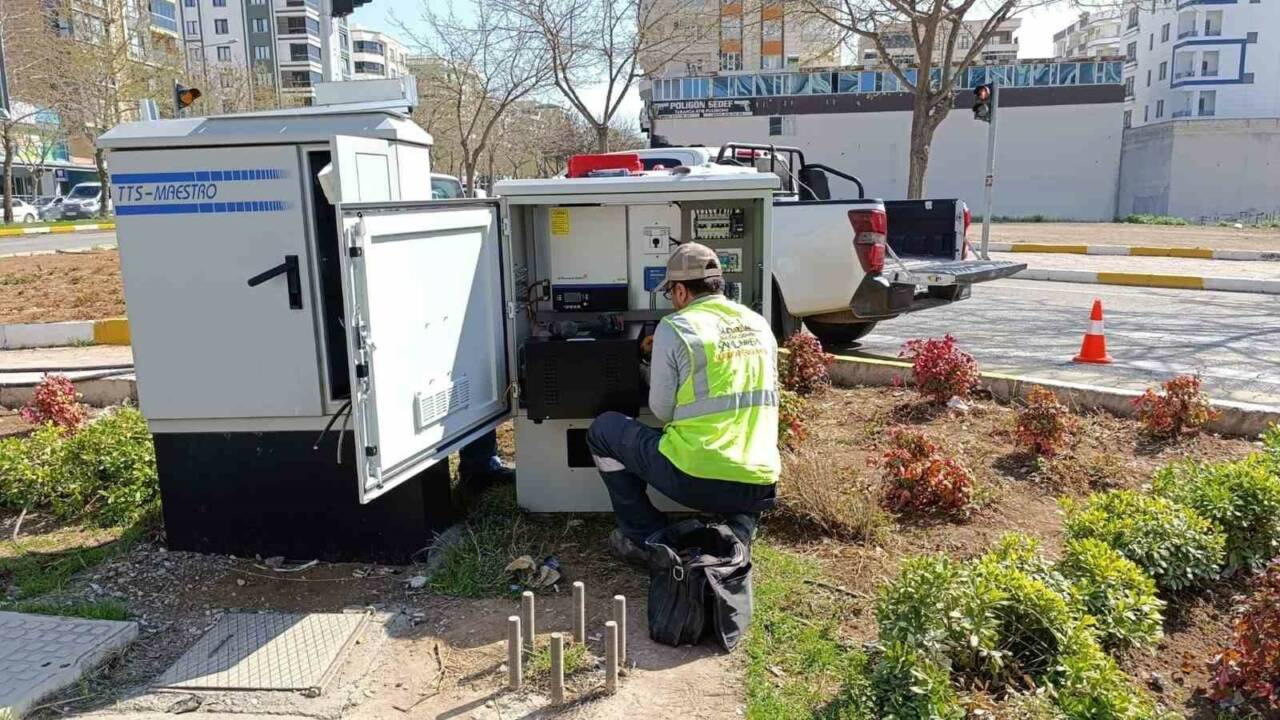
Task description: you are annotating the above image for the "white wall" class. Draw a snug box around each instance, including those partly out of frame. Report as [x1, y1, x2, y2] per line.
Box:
[1120, 118, 1280, 220]
[655, 102, 1124, 220]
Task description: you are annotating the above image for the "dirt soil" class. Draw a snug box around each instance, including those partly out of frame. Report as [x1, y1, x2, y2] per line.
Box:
[776, 386, 1260, 717]
[11, 387, 1265, 719]
[0, 250, 125, 324]
[992, 222, 1280, 251]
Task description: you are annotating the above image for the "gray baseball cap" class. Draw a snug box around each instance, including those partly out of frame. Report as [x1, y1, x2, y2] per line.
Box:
[659, 242, 722, 291]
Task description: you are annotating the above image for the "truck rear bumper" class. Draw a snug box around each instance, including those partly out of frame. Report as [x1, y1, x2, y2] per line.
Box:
[847, 258, 1025, 320]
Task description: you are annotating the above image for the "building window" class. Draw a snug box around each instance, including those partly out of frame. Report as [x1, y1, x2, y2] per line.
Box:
[1156, 99, 1164, 117]
[786, 55, 800, 70]
[353, 40, 384, 54]
[1149, 33, 1153, 50]
[768, 116, 794, 136]
[216, 45, 231, 61]
[720, 16, 741, 40]
[1126, 41, 1137, 60]
[761, 55, 783, 70]
[1144, 105, 1149, 122]
[1124, 76, 1134, 97]
[1123, 109, 1132, 127]
[1204, 11, 1222, 36]
[183, 0, 194, 6]
[719, 52, 742, 71]
[290, 43, 320, 62]
[1146, 69, 1151, 86]
[251, 0, 266, 4]
[354, 60, 385, 75]
[1127, 7, 1139, 28]
[277, 17, 319, 36]
[188, 46, 200, 64]
[214, 19, 227, 34]
[212, 0, 225, 5]
[253, 44, 270, 60]
[959, 34, 971, 49]
[1199, 89, 1216, 116]
[1201, 50, 1219, 76]
[1159, 61, 1167, 80]
[185, 19, 198, 34]
[252, 18, 267, 33]
[1161, 23, 1169, 42]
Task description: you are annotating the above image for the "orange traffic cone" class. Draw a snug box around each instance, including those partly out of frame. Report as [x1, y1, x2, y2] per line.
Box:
[1073, 299, 1113, 364]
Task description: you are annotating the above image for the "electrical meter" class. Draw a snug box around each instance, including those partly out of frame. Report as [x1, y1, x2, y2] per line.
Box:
[548, 205, 629, 311]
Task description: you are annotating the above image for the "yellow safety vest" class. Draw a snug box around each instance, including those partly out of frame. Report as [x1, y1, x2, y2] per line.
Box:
[658, 295, 780, 485]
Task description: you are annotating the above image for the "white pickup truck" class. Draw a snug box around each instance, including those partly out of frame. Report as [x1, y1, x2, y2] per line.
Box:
[630, 144, 1025, 345]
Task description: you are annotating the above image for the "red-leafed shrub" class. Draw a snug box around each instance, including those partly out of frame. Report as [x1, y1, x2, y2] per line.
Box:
[778, 389, 808, 451]
[899, 335, 979, 404]
[1133, 374, 1218, 438]
[1015, 387, 1077, 456]
[781, 331, 833, 396]
[877, 427, 973, 515]
[1210, 560, 1280, 709]
[20, 374, 87, 433]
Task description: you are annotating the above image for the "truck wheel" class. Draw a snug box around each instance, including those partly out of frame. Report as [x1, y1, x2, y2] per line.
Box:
[805, 320, 878, 347]
[771, 281, 802, 342]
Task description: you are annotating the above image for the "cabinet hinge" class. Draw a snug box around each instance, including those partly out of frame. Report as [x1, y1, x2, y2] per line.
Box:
[364, 445, 378, 457]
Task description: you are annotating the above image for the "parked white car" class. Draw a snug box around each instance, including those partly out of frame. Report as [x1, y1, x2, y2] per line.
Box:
[7, 199, 40, 223]
[59, 182, 111, 220]
[430, 173, 488, 199]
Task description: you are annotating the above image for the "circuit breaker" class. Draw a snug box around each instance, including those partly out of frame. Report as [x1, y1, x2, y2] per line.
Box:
[683, 201, 761, 309]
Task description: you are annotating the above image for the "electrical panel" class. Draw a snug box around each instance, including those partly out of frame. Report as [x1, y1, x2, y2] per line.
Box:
[682, 201, 762, 312]
[627, 204, 680, 310]
[547, 205, 628, 312]
[691, 208, 745, 241]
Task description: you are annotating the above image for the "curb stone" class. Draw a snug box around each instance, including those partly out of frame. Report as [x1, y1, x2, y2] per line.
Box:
[0, 222, 115, 238]
[991, 241, 1280, 262]
[1011, 267, 1280, 295]
[827, 353, 1280, 439]
[0, 319, 130, 349]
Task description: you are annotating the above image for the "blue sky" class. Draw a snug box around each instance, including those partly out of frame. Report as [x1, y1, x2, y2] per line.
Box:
[349, 1, 1082, 124]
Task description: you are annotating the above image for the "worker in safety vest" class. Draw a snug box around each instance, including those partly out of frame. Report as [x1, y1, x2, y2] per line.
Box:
[587, 242, 780, 565]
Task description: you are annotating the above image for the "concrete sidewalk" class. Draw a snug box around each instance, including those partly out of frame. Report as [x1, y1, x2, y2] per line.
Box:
[994, 250, 1280, 294]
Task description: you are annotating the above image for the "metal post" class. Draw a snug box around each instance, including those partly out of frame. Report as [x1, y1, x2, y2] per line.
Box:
[507, 616, 522, 690]
[521, 591, 535, 654]
[612, 595, 627, 665]
[0, 31, 11, 119]
[604, 621, 619, 693]
[549, 633, 565, 704]
[980, 81, 1000, 260]
[572, 581, 586, 644]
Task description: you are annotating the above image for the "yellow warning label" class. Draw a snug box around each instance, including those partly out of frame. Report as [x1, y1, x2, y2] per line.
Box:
[550, 208, 571, 236]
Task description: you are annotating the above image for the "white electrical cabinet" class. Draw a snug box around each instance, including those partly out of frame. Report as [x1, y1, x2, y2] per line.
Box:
[99, 95, 779, 560]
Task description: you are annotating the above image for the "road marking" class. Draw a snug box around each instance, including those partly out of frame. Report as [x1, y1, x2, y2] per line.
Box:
[1095, 271, 1205, 289]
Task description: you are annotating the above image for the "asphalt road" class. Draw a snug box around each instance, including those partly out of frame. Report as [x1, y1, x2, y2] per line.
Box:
[848, 278, 1280, 407]
[0, 230, 117, 256]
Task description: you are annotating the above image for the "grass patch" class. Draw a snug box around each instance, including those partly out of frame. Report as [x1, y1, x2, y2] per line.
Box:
[1, 599, 129, 620]
[1119, 214, 1189, 226]
[526, 639, 591, 680]
[0, 519, 149, 599]
[775, 448, 889, 543]
[426, 487, 549, 598]
[745, 543, 875, 719]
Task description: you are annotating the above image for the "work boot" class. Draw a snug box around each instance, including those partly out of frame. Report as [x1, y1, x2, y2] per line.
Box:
[608, 529, 650, 568]
[460, 457, 515, 491]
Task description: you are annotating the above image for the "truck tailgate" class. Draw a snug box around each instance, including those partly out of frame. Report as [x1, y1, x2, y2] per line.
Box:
[889, 258, 1026, 286]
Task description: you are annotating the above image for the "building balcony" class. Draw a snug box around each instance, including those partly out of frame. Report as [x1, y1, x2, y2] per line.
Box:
[1177, 28, 1198, 38]
[1174, 69, 1196, 79]
[1172, 109, 1193, 118]
[149, 0, 178, 35]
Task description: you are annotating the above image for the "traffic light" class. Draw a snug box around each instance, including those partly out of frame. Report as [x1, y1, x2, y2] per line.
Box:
[174, 83, 201, 115]
[329, 0, 372, 16]
[972, 83, 993, 123]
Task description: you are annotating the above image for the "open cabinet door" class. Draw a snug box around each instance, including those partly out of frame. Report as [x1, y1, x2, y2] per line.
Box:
[340, 199, 513, 503]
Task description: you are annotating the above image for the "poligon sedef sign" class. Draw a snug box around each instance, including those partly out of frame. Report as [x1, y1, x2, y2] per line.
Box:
[652, 99, 754, 118]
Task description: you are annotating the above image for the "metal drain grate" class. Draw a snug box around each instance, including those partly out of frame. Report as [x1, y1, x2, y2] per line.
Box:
[154, 612, 367, 692]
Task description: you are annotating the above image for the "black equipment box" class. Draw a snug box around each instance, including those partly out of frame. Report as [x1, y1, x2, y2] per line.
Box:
[524, 333, 642, 420]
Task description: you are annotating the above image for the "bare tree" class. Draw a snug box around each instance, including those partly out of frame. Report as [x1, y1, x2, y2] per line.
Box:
[400, 1, 551, 197]
[800, 0, 1048, 197]
[0, 0, 73, 221]
[500, 0, 715, 152]
[52, 0, 183, 218]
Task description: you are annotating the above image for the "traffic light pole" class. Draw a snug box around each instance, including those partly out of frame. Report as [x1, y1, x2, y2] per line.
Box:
[979, 81, 999, 260]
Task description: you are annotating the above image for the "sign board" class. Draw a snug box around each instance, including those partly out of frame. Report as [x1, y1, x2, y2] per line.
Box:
[652, 99, 753, 119]
[54, 169, 67, 181]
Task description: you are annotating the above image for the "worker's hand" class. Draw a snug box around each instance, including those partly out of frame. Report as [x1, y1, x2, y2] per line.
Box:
[640, 335, 654, 357]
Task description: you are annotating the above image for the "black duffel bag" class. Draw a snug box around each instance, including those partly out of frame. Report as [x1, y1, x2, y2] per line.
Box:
[645, 519, 753, 651]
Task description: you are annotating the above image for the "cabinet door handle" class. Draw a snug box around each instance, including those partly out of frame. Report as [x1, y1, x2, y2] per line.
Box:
[247, 255, 303, 310]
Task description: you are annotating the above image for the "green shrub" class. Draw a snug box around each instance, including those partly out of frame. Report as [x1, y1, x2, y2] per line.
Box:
[872, 642, 964, 720]
[1061, 490, 1224, 592]
[981, 533, 1077, 601]
[1120, 214, 1188, 226]
[1057, 538, 1165, 651]
[1153, 455, 1280, 573]
[0, 407, 158, 525]
[1053, 640, 1167, 720]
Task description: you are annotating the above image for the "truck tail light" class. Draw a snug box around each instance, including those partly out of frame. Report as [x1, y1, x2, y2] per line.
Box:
[849, 208, 887, 274]
[962, 206, 972, 259]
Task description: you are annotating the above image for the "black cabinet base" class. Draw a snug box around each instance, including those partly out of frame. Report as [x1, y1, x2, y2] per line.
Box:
[154, 431, 454, 563]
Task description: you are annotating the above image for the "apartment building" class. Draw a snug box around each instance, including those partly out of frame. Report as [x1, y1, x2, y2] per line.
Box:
[177, 0, 350, 109]
[350, 27, 408, 79]
[1122, 0, 1279, 129]
[1053, 11, 1122, 60]
[857, 18, 1021, 66]
[640, 0, 840, 79]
